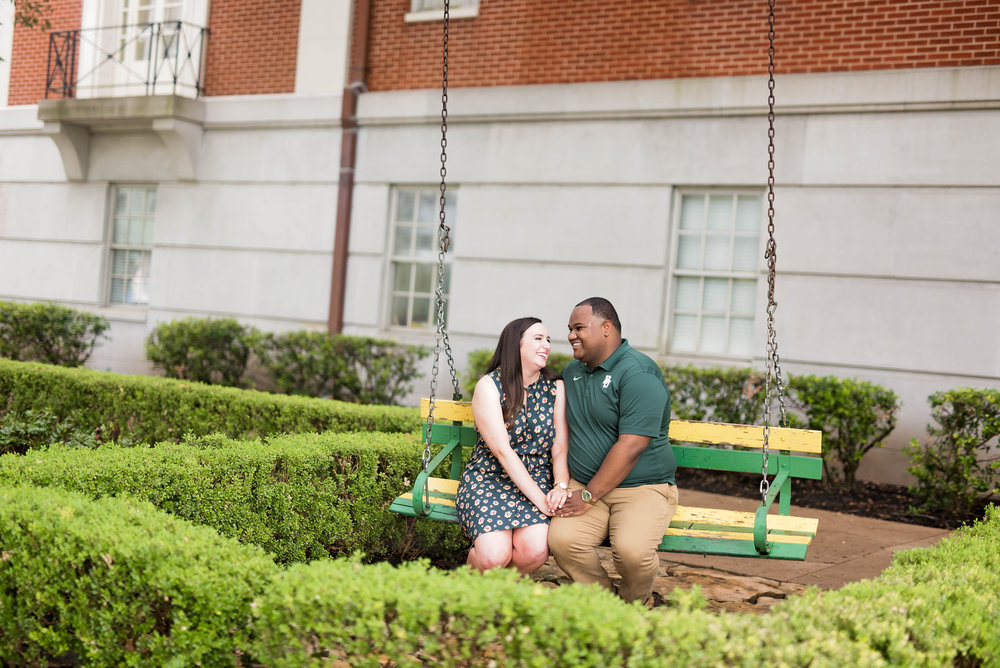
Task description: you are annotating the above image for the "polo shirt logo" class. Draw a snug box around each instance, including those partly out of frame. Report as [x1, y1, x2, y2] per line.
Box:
[602, 374, 612, 388]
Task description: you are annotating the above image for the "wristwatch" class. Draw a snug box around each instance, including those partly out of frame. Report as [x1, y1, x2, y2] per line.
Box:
[556, 481, 568, 490]
[580, 488, 596, 504]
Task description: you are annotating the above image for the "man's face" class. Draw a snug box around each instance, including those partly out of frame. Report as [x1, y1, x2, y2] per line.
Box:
[567, 304, 607, 368]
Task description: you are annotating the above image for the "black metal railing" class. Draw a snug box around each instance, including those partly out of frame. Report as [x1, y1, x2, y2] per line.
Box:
[45, 21, 208, 99]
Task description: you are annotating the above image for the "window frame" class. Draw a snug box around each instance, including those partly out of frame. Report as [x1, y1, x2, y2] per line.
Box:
[383, 185, 457, 332]
[664, 189, 765, 360]
[104, 184, 156, 308]
[404, 0, 479, 23]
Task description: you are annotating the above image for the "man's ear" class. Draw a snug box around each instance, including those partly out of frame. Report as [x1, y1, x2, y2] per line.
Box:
[601, 319, 612, 337]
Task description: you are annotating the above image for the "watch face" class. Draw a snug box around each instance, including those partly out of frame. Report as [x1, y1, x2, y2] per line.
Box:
[581, 489, 592, 503]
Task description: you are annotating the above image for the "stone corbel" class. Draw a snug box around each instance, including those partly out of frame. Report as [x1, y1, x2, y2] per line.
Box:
[41, 121, 91, 182]
[152, 117, 203, 181]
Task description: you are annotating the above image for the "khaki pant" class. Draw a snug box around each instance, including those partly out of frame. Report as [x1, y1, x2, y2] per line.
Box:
[548, 479, 679, 603]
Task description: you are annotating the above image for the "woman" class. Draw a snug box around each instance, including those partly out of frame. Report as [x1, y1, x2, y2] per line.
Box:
[455, 316, 570, 574]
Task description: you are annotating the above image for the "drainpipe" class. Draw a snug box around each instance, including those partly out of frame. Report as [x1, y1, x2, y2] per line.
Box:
[328, 0, 372, 334]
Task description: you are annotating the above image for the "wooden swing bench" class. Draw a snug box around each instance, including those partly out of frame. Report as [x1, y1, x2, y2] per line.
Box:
[390, 399, 824, 560]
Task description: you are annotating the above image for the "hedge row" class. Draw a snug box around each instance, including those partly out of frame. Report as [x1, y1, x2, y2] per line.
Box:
[3, 482, 997, 666]
[0, 431, 465, 565]
[0, 299, 109, 367]
[0, 485, 278, 667]
[0, 358, 421, 450]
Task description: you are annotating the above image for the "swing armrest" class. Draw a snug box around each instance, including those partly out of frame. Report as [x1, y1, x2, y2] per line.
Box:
[410, 430, 464, 516]
[753, 469, 790, 554]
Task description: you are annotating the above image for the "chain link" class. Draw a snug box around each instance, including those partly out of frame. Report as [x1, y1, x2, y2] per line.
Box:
[423, 0, 462, 482]
[761, 0, 788, 502]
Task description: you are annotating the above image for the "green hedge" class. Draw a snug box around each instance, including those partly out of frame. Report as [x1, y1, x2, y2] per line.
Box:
[4, 486, 997, 664]
[0, 431, 466, 565]
[0, 358, 420, 450]
[0, 300, 109, 367]
[0, 484, 277, 667]
[248, 506, 1000, 666]
[906, 387, 1000, 516]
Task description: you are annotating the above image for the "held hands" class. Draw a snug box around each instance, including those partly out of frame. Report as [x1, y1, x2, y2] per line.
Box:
[545, 486, 569, 515]
[555, 491, 590, 518]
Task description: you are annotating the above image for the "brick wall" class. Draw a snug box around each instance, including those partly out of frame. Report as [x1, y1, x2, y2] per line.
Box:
[365, 0, 1000, 90]
[7, 0, 83, 106]
[201, 0, 301, 97]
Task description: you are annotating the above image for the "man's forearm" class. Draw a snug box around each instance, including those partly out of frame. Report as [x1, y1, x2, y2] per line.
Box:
[584, 434, 651, 499]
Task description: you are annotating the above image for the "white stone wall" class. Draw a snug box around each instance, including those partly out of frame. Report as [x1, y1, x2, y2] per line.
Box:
[346, 67, 1000, 485]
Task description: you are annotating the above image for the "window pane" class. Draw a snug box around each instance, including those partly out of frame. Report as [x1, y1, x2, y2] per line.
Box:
[110, 278, 125, 304]
[393, 225, 413, 255]
[414, 262, 434, 293]
[390, 296, 409, 326]
[707, 195, 732, 231]
[699, 316, 726, 354]
[143, 220, 154, 245]
[704, 235, 730, 271]
[411, 297, 432, 327]
[672, 314, 697, 350]
[127, 219, 143, 244]
[728, 318, 754, 355]
[113, 218, 127, 244]
[392, 262, 412, 291]
[733, 236, 758, 271]
[674, 276, 700, 311]
[731, 280, 756, 314]
[115, 190, 129, 215]
[735, 196, 760, 232]
[127, 277, 148, 305]
[418, 191, 437, 222]
[676, 235, 702, 270]
[679, 195, 704, 230]
[112, 249, 127, 275]
[126, 250, 145, 276]
[397, 191, 416, 222]
[130, 189, 145, 216]
[415, 224, 435, 253]
[702, 278, 728, 312]
[145, 190, 156, 216]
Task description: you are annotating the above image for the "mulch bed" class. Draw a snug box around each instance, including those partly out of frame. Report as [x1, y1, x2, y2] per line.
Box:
[678, 468, 992, 530]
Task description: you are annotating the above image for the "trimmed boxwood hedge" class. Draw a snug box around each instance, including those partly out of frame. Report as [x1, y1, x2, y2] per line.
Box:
[0, 484, 278, 667]
[250, 505, 1000, 666]
[0, 358, 421, 449]
[2, 486, 997, 665]
[0, 431, 466, 564]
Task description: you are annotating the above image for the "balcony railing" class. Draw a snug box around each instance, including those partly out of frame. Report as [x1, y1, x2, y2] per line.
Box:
[45, 21, 208, 99]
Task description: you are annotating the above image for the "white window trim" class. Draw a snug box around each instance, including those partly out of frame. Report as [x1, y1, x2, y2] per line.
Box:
[663, 188, 765, 361]
[104, 184, 156, 309]
[405, 0, 479, 23]
[383, 186, 456, 332]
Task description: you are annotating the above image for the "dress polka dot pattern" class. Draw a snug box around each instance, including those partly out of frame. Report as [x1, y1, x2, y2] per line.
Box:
[455, 370, 557, 541]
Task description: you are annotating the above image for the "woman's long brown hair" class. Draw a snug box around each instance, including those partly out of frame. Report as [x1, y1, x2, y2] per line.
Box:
[484, 317, 558, 426]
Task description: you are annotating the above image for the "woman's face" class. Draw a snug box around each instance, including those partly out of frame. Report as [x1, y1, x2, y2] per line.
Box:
[519, 322, 552, 375]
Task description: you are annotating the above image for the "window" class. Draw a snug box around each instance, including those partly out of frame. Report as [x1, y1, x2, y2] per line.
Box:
[405, 0, 479, 22]
[669, 192, 761, 357]
[388, 187, 456, 329]
[107, 186, 155, 306]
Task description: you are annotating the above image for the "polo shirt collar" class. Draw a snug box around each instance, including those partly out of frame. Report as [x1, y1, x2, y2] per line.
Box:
[588, 339, 631, 373]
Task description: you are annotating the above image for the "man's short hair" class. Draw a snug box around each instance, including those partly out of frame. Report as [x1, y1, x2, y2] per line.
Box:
[577, 297, 622, 334]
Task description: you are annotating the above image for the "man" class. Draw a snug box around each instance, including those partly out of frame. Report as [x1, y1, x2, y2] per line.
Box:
[548, 297, 678, 604]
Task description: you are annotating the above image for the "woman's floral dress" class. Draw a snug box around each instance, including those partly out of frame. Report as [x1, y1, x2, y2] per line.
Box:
[456, 369, 557, 541]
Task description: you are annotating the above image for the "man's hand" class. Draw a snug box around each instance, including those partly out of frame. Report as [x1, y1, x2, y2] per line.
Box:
[556, 491, 591, 518]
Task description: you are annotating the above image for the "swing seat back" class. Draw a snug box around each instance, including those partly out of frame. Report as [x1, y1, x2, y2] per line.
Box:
[389, 400, 823, 560]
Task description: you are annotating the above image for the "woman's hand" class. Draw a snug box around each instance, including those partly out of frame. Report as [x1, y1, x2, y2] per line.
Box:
[546, 486, 569, 514]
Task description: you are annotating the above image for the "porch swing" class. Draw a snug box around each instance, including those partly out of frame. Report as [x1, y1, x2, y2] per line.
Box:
[389, 0, 823, 560]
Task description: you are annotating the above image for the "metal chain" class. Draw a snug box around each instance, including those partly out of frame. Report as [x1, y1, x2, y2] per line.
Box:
[761, 0, 788, 502]
[423, 0, 462, 478]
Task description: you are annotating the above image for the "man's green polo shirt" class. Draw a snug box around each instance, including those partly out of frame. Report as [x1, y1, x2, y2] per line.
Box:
[563, 340, 675, 487]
